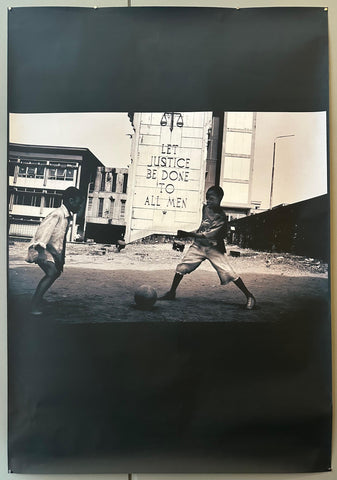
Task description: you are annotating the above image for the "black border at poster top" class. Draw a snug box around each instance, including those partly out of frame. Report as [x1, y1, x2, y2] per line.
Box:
[7, 5, 331, 475]
[8, 6, 328, 113]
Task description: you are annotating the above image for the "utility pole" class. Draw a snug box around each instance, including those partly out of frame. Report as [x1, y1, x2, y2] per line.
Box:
[269, 134, 295, 209]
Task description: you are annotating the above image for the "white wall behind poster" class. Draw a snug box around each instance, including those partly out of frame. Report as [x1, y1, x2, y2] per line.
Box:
[0, 3, 336, 480]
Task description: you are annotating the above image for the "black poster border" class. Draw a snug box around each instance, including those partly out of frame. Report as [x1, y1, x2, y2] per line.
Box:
[8, 6, 328, 113]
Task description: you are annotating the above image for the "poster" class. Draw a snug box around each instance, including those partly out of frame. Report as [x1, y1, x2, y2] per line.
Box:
[7, 6, 331, 474]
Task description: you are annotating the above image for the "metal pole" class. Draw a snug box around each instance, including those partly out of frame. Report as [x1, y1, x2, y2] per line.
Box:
[269, 134, 295, 209]
[214, 112, 225, 187]
[83, 181, 91, 241]
[269, 140, 276, 209]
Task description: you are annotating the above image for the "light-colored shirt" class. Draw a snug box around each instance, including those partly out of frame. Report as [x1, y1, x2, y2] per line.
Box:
[194, 205, 228, 252]
[26, 204, 71, 265]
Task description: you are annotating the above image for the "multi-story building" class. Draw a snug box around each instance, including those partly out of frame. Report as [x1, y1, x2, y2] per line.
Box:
[84, 167, 128, 243]
[8, 143, 103, 240]
[206, 112, 259, 220]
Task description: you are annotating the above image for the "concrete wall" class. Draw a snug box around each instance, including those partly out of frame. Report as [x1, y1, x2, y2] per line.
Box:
[230, 194, 329, 261]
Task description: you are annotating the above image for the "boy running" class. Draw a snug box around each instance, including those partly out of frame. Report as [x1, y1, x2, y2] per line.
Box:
[159, 185, 256, 310]
[26, 187, 84, 314]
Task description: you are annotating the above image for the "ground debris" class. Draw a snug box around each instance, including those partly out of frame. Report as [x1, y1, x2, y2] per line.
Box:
[8, 241, 328, 276]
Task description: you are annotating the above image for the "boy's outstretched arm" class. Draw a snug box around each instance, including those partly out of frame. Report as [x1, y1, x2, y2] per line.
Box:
[177, 229, 204, 239]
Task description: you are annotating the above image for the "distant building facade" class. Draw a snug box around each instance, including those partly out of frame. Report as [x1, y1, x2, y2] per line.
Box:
[8, 143, 103, 240]
[84, 167, 128, 243]
[206, 112, 260, 220]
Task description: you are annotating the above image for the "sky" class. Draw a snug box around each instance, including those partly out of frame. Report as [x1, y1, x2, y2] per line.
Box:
[252, 111, 327, 208]
[9, 111, 327, 210]
[9, 112, 134, 168]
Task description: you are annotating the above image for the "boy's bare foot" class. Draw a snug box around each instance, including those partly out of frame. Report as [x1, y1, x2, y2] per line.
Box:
[245, 295, 256, 310]
[30, 301, 43, 315]
[158, 291, 176, 301]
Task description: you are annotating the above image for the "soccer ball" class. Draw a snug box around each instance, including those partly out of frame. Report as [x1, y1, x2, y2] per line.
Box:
[134, 284, 157, 308]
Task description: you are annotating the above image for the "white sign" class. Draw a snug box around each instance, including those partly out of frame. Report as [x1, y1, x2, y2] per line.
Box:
[125, 112, 212, 242]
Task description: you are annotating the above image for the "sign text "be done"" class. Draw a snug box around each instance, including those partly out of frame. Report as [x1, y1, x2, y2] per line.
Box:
[146, 143, 190, 194]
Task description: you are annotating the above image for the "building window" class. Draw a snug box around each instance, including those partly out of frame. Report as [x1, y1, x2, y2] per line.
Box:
[122, 173, 128, 194]
[87, 197, 93, 215]
[65, 169, 74, 181]
[8, 163, 15, 176]
[101, 173, 106, 191]
[111, 173, 117, 193]
[48, 168, 57, 180]
[48, 167, 73, 181]
[17, 164, 45, 179]
[120, 200, 126, 218]
[27, 166, 36, 178]
[98, 198, 104, 217]
[56, 168, 65, 180]
[109, 198, 115, 217]
[13, 191, 41, 207]
[36, 166, 45, 179]
[44, 195, 62, 209]
[18, 165, 26, 177]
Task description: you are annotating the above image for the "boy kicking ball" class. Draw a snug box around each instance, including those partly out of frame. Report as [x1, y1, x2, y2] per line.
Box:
[26, 187, 84, 315]
[159, 185, 256, 310]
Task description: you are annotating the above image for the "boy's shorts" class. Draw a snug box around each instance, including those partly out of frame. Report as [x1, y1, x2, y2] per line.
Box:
[26, 246, 63, 273]
[176, 244, 239, 285]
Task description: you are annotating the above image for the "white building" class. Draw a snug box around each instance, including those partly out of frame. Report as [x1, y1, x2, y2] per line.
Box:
[206, 112, 258, 220]
[84, 166, 128, 243]
[8, 143, 103, 240]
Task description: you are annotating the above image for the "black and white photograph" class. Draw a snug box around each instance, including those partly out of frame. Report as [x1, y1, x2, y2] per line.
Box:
[8, 110, 328, 321]
[6, 6, 332, 475]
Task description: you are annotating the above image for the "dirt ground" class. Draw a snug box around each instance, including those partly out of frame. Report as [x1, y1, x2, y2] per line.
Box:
[9, 239, 329, 275]
[8, 241, 329, 323]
